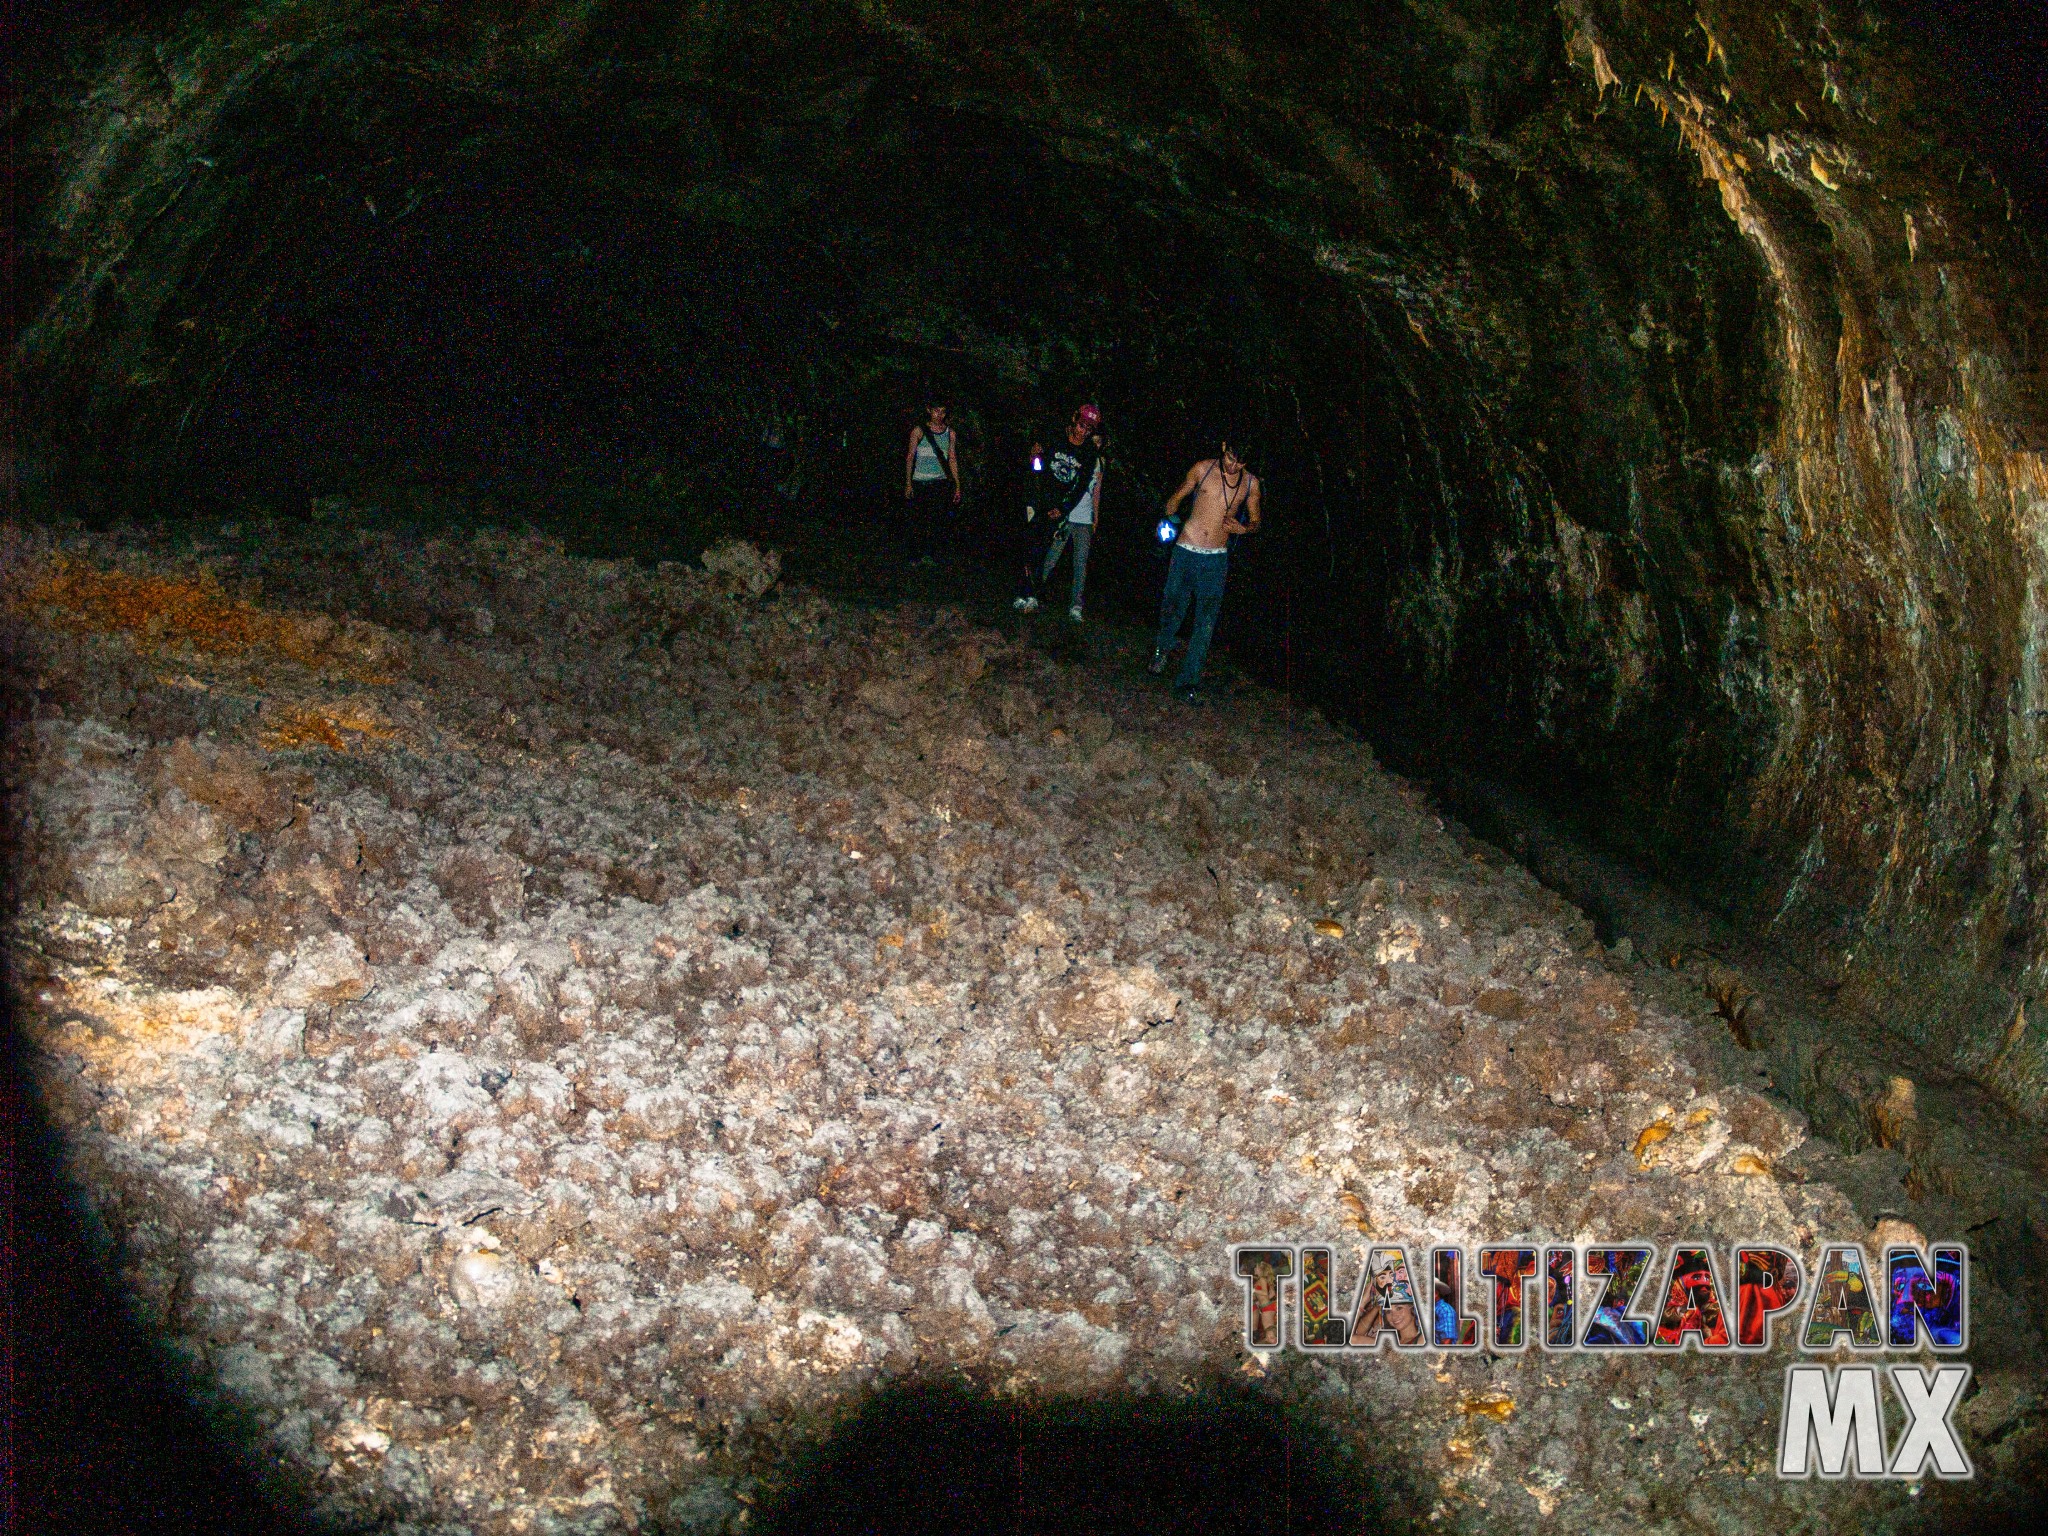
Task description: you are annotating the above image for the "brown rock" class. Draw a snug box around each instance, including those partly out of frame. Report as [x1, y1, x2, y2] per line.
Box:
[1406, 1168, 1457, 1215]
[856, 677, 919, 720]
[1070, 709, 1114, 754]
[951, 636, 991, 685]
[1718, 1087, 1803, 1160]
[287, 612, 337, 653]
[261, 810, 364, 915]
[435, 847, 526, 927]
[910, 1266, 998, 1356]
[144, 786, 232, 865]
[492, 966, 561, 1048]
[159, 737, 301, 833]
[1511, 1031, 1571, 1099]
[997, 686, 1039, 734]
[137, 890, 266, 984]
[69, 846, 173, 917]
[1475, 986, 1529, 1021]
[1091, 738, 1141, 779]
[939, 734, 995, 776]
[1563, 972, 1639, 1033]
[1873, 1075, 1918, 1150]
[273, 930, 374, 1008]
[1004, 908, 1071, 977]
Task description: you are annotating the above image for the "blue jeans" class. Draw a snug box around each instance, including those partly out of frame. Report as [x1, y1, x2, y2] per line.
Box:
[1155, 545, 1228, 688]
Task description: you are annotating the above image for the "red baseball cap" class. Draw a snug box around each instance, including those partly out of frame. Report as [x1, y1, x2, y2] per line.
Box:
[1075, 403, 1102, 429]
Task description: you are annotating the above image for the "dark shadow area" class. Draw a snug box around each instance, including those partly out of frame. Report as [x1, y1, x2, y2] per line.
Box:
[4, 654, 307, 1534]
[1885, 0, 2048, 222]
[164, 91, 1368, 647]
[4, 1054, 314, 1534]
[5, 638, 284, 1533]
[2, 782, 307, 1536]
[753, 1377, 1388, 1536]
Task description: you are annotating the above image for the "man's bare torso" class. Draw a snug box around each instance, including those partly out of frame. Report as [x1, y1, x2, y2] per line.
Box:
[1180, 459, 1257, 550]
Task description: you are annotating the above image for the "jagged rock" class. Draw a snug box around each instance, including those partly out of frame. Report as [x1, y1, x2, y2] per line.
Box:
[700, 539, 780, 598]
[447, 1241, 523, 1311]
[1872, 1216, 1928, 1253]
[68, 845, 174, 918]
[490, 965, 560, 1048]
[1091, 738, 1141, 779]
[158, 736, 301, 833]
[997, 686, 1039, 735]
[855, 676, 919, 720]
[143, 786, 232, 865]
[1069, 709, 1113, 755]
[271, 930, 373, 1008]
[1032, 965, 1180, 1045]
[936, 733, 996, 776]
[243, 1007, 307, 1059]
[911, 1265, 998, 1356]
[433, 847, 525, 928]
[1003, 907, 1069, 978]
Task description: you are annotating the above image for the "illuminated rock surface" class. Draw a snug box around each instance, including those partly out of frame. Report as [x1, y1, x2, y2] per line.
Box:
[8, 526, 2043, 1529]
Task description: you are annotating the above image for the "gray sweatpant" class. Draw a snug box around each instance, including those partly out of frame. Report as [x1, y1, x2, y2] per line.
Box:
[1042, 520, 1092, 610]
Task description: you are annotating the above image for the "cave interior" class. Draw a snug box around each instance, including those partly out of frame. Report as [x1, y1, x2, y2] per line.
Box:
[11, 1, 2048, 1531]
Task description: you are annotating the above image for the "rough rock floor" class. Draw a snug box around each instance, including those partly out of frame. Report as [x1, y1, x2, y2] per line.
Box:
[5, 520, 2041, 1533]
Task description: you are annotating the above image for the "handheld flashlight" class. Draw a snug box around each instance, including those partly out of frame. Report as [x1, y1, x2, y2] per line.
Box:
[1156, 517, 1179, 545]
[1032, 454, 1043, 473]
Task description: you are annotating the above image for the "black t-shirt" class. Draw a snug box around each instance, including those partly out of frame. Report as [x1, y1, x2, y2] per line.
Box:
[1042, 434, 1102, 517]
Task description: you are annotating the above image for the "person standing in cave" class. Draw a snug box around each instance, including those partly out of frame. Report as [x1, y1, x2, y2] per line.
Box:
[1015, 403, 1104, 618]
[1151, 437, 1260, 701]
[904, 400, 961, 567]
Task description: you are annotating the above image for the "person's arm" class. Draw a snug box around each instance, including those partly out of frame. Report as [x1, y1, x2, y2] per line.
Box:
[947, 431, 962, 503]
[906, 428, 922, 499]
[1087, 456, 1102, 524]
[1228, 474, 1261, 536]
[1163, 461, 1204, 519]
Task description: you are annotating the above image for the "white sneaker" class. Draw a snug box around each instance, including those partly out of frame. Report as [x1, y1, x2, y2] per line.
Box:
[1068, 605, 1083, 622]
[1013, 596, 1039, 612]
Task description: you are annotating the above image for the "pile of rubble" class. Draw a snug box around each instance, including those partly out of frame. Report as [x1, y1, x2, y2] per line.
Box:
[5, 520, 2036, 1532]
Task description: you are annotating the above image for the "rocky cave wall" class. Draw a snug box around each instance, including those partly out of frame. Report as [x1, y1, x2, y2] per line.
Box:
[12, 1, 2048, 1121]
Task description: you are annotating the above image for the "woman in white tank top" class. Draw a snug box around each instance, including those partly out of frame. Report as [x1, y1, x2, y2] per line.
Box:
[904, 401, 961, 567]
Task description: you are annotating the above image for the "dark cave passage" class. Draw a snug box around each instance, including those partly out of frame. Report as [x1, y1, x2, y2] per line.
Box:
[20, 0, 2048, 1125]
[19, 0, 1798, 915]
[11, 2, 2048, 1533]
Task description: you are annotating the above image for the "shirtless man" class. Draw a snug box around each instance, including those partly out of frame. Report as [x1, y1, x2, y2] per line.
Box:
[1150, 438, 1261, 700]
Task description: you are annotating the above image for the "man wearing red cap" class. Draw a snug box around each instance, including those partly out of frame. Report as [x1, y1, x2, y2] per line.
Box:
[1016, 404, 1104, 618]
